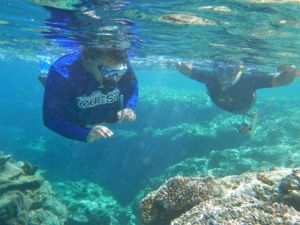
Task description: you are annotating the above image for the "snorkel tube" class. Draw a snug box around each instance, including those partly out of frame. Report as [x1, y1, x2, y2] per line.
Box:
[229, 64, 244, 87]
[214, 62, 244, 91]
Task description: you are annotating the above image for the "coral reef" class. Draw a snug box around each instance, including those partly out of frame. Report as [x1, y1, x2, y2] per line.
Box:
[52, 180, 134, 225]
[0, 151, 67, 225]
[139, 176, 221, 225]
[279, 168, 300, 210]
[139, 168, 300, 225]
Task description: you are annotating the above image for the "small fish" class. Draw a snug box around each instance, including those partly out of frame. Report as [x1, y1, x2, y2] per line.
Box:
[296, 72, 300, 76]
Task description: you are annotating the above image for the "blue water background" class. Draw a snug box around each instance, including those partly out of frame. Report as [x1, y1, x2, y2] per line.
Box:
[0, 0, 300, 206]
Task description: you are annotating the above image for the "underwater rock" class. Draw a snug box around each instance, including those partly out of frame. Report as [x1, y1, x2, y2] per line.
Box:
[0, 191, 30, 225]
[279, 168, 300, 210]
[0, 152, 21, 180]
[171, 200, 299, 225]
[139, 175, 221, 225]
[139, 168, 300, 225]
[85, 207, 113, 225]
[27, 181, 68, 219]
[28, 209, 62, 225]
[0, 176, 43, 195]
[159, 13, 216, 25]
[0, 152, 12, 167]
[0, 152, 67, 224]
[0, 161, 24, 181]
[17, 161, 39, 176]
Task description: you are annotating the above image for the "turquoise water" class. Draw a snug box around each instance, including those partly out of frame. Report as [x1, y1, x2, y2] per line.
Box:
[0, 0, 300, 224]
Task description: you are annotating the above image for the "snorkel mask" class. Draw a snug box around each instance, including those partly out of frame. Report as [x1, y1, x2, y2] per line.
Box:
[214, 63, 244, 91]
[99, 64, 128, 80]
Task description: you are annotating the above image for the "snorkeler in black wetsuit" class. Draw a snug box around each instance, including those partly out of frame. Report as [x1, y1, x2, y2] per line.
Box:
[176, 62, 297, 133]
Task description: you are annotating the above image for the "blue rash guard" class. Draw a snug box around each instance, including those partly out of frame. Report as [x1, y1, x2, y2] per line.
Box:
[190, 68, 274, 114]
[43, 52, 138, 142]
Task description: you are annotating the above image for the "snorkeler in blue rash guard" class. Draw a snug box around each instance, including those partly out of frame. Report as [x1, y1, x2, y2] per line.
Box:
[43, 45, 138, 143]
[176, 62, 297, 131]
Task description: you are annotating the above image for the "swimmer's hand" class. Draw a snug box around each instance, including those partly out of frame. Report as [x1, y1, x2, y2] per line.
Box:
[176, 62, 193, 77]
[87, 125, 113, 143]
[117, 108, 136, 122]
[272, 64, 297, 87]
[278, 64, 296, 75]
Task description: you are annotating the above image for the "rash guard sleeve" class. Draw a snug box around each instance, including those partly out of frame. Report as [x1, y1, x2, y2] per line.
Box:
[43, 67, 91, 142]
[190, 67, 215, 85]
[245, 71, 274, 90]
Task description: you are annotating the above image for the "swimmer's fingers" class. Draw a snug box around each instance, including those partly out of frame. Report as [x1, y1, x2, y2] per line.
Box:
[94, 126, 113, 138]
[117, 110, 125, 122]
[87, 126, 113, 143]
[126, 110, 136, 122]
[118, 108, 136, 122]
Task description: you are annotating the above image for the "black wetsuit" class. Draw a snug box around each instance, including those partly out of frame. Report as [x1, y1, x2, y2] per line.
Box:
[190, 69, 274, 114]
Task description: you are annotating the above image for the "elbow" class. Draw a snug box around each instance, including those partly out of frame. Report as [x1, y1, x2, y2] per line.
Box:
[43, 110, 57, 131]
[43, 115, 54, 131]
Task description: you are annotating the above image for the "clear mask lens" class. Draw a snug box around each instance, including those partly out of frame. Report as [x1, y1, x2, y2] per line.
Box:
[100, 64, 127, 79]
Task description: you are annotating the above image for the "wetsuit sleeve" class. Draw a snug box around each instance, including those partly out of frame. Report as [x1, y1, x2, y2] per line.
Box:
[247, 71, 274, 89]
[43, 67, 91, 142]
[118, 65, 138, 110]
[190, 67, 215, 84]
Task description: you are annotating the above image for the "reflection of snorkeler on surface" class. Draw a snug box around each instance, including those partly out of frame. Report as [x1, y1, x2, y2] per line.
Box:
[42, 2, 136, 49]
[39, 1, 139, 75]
[176, 62, 298, 136]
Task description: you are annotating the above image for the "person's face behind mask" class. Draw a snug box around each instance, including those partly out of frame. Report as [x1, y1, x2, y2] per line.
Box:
[215, 64, 243, 91]
[98, 59, 128, 94]
[98, 63, 128, 82]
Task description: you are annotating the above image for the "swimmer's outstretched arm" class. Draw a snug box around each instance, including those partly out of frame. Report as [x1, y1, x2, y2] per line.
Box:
[176, 62, 214, 84]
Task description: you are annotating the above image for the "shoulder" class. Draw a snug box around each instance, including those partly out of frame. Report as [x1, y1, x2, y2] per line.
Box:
[240, 70, 270, 80]
[51, 52, 81, 79]
[240, 71, 273, 88]
[123, 61, 137, 80]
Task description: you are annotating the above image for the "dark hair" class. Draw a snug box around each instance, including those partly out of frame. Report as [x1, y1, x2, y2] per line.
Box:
[82, 45, 127, 63]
